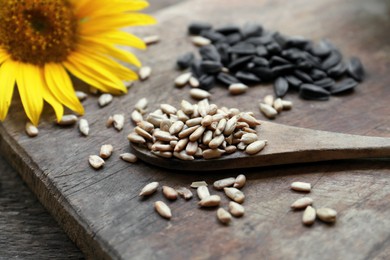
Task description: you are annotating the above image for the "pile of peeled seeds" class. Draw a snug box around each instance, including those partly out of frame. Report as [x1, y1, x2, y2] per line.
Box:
[127, 98, 267, 160]
[139, 174, 247, 225]
[290, 181, 337, 225]
[176, 22, 365, 101]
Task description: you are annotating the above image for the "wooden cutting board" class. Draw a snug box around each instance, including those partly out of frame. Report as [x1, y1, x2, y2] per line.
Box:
[1, 0, 389, 259]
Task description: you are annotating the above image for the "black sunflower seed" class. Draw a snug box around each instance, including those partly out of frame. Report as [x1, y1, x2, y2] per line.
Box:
[302, 52, 322, 68]
[200, 30, 226, 43]
[266, 41, 282, 54]
[249, 67, 274, 82]
[347, 57, 365, 82]
[199, 45, 221, 62]
[215, 43, 230, 65]
[228, 55, 254, 71]
[322, 50, 342, 70]
[269, 56, 291, 66]
[191, 60, 203, 78]
[299, 84, 330, 100]
[286, 36, 310, 49]
[285, 75, 302, 90]
[177, 52, 195, 70]
[235, 71, 261, 84]
[200, 60, 223, 74]
[252, 57, 269, 67]
[274, 77, 289, 97]
[294, 70, 313, 83]
[310, 40, 332, 57]
[198, 75, 216, 90]
[281, 48, 304, 61]
[255, 46, 268, 56]
[327, 62, 347, 78]
[216, 72, 241, 86]
[310, 69, 327, 80]
[330, 78, 358, 94]
[241, 23, 263, 39]
[273, 32, 288, 49]
[272, 64, 295, 76]
[216, 25, 241, 35]
[314, 78, 335, 91]
[188, 22, 213, 35]
[229, 42, 256, 55]
[246, 34, 274, 46]
[296, 60, 313, 70]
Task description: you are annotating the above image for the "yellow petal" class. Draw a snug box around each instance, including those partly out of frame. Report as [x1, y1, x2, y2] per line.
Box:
[0, 49, 9, 64]
[16, 63, 44, 126]
[83, 31, 146, 50]
[0, 60, 17, 121]
[40, 73, 64, 122]
[44, 63, 84, 115]
[74, 0, 150, 18]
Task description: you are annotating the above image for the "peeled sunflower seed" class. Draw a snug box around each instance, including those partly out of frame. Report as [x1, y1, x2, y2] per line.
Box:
[75, 91, 88, 101]
[213, 177, 236, 190]
[176, 187, 193, 200]
[88, 155, 105, 169]
[25, 122, 39, 137]
[189, 77, 200, 88]
[154, 201, 172, 219]
[142, 35, 160, 45]
[228, 201, 245, 217]
[134, 98, 148, 113]
[127, 133, 146, 144]
[233, 174, 246, 189]
[162, 186, 178, 200]
[291, 197, 314, 210]
[175, 72, 192, 87]
[190, 88, 211, 100]
[316, 208, 337, 223]
[217, 208, 232, 225]
[131, 110, 143, 124]
[224, 187, 245, 203]
[191, 36, 211, 46]
[241, 133, 258, 145]
[197, 186, 210, 200]
[99, 144, 113, 159]
[139, 182, 159, 196]
[190, 181, 208, 188]
[281, 100, 293, 110]
[291, 182, 311, 192]
[273, 98, 283, 113]
[198, 195, 221, 207]
[202, 149, 225, 159]
[259, 103, 278, 119]
[139, 66, 152, 81]
[245, 140, 267, 155]
[302, 206, 316, 225]
[57, 114, 78, 126]
[79, 119, 89, 136]
[113, 114, 125, 131]
[120, 153, 138, 163]
[98, 93, 113, 107]
[264, 95, 274, 106]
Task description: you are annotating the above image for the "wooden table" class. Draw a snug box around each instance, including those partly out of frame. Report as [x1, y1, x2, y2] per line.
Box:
[0, 0, 389, 259]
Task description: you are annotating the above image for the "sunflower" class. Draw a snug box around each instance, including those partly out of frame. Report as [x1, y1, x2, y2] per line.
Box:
[0, 0, 155, 126]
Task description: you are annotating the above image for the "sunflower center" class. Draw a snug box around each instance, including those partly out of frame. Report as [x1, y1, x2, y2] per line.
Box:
[0, 0, 78, 65]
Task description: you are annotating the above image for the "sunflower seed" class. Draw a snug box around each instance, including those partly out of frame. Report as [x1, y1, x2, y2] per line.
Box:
[188, 22, 212, 35]
[57, 114, 78, 126]
[274, 77, 289, 97]
[233, 174, 246, 189]
[197, 186, 210, 200]
[299, 84, 330, 101]
[217, 208, 232, 225]
[143, 35, 160, 45]
[264, 95, 274, 106]
[139, 66, 152, 81]
[131, 110, 143, 124]
[245, 140, 266, 155]
[258, 103, 277, 119]
[316, 208, 337, 223]
[134, 126, 153, 140]
[190, 181, 208, 188]
[160, 104, 177, 115]
[152, 151, 173, 158]
[25, 122, 39, 137]
[327, 62, 347, 78]
[162, 186, 178, 200]
[291, 197, 314, 210]
[75, 91, 88, 101]
[190, 88, 211, 100]
[228, 83, 248, 95]
[238, 113, 261, 127]
[89, 86, 99, 95]
[175, 72, 192, 88]
[127, 133, 146, 144]
[191, 36, 211, 46]
[291, 181, 311, 192]
[213, 177, 236, 190]
[154, 201, 172, 219]
[89, 155, 105, 169]
[241, 133, 258, 144]
[294, 70, 313, 84]
[189, 77, 200, 88]
[120, 153, 138, 163]
[137, 120, 154, 133]
[273, 98, 284, 113]
[169, 121, 185, 135]
[330, 78, 358, 94]
[100, 144, 113, 159]
[113, 114, 125, 131]
[209, 135, 225, 149]
[347, 57, 365, 82]
[322, 50, 342, 70]
[139, 182, 159, 196]
[216, 72, 240, 86]
[185, 141, 198, 156]
[199, 45, 221, 61]
[152, 143, 173, 152]
[281, 100, 293, 110]
[154, 130, 178, 142]
[177, 52, 195, 70]
[198, 195, 221, 207]
[202, 148, 225, 159]
[189, 126, 206, 142]
[200, 60, 223, 74]
[302, 206, 316, 225]
[228, 201, 245, 217]
[98, 93, 113, 107]
[180, 100, 194, 115]
[135, 98, 148, 113]
[178, 125, 200, 139]
[173, 150, 194, 160]
[173, 138, 189, 152]
[224, 187, 245, 203]
[177, 187, 193, 200]
[106, 116, 114, 127]
[314, 78, 335, 90]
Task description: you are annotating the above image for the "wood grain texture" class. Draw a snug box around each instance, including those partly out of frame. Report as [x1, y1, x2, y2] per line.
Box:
[0, 0, 389, 259]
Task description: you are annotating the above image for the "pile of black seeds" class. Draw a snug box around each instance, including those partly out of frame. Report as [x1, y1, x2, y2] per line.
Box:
[176, 22, 365, 100]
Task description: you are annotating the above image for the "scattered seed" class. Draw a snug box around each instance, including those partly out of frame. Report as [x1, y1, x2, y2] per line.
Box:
[139, 182, 159, 196]
[291, 197, 313, 210]
[291, 182, 311, 192]
[245, 140, 267, 155]
[79, 119, 89, 136]
[191, 36, 211, 46]
[347, 57, 364, 82]
[143, 35, 160, 45]
[316, 208, 337, 223]
[176, 187, 193, 200]
[302, 206, 316, 225]
[135, 98, 148, 113]
[198, 195, 221, 207]
[273, 98, 283, 113]
[229, 83, 248, 95]
[228, 201, 245, 217]
[213, 177, 236, 190]
[160, 104, 177, 115]
[106, 116, 114, 127]
[189, 76, 200, 88]
[154, 201, 172, 219]
[98, 93, 113, 107]
[88, 155, 105, 169]
[131, 110, 143, 124]
[100, 144, 113, 159]
[175, 72, 192, 88]
[139, 66, 152, 81]
[190, 181, 208, 188]
[233, 174, 246, 189]
[57, 114, 78, 126]
[217, 208, 232, 225]
[75, 91, 88, 101]
[120, 153, 138, 163]
[224, 187, 245, 203]
[127, 133, 146, 144]
[259, 103, 278, 119]
[281, 100, 293, 110]
[190, 88, 211, 100]
[137, 121, 154, 133]
[240, 133, 258, 145]
[177, 52, 195, 70]
[113, 114, 125, 131]
[162, 186, 178, 200]
[197, 186, 210, 200]
[25, 122, 38, 137]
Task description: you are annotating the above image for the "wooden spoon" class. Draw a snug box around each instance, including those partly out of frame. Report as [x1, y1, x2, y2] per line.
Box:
[130, 121, 390, 171]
